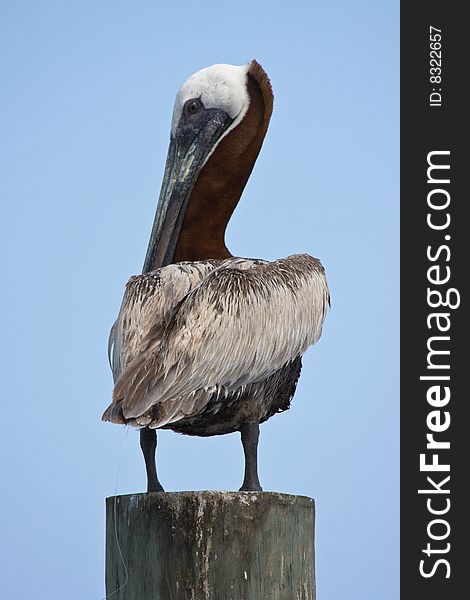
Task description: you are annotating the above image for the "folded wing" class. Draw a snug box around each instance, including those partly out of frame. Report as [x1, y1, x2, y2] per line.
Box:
[104, 254, 329, 427]
[106, 259, 220, 390]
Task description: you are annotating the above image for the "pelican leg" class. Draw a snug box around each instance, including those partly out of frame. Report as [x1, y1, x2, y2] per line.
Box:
[140, 427, 164, 492]
[239, 421, 263, 492]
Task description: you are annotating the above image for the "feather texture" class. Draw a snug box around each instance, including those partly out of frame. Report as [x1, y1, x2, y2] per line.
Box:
[102, 254, 329, 431]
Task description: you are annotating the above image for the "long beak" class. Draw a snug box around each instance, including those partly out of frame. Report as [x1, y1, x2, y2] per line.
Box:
[142, 111, 232, 272]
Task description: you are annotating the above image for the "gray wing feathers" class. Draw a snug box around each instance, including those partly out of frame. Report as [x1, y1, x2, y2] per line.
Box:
[106, 261, 218, 383]
[110, 254, 329, 426]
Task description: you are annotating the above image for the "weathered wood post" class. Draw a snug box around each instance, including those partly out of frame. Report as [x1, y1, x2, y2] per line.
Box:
[105, 491, 315, 599]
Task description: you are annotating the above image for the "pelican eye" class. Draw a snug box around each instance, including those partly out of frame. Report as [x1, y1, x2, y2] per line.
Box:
[184, 98, 203, 117]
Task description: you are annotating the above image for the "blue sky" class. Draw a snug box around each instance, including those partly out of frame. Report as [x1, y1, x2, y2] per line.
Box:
[0, 1, 399, 598]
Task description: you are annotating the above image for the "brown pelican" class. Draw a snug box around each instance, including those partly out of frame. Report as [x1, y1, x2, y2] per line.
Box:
[103, 60, 329, 492]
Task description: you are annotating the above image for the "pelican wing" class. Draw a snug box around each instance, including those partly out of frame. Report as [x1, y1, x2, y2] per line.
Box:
[109, 254, 329, 426]
[107, 260, 221, 385]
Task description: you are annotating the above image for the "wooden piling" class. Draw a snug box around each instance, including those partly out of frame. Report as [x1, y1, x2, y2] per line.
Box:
[105, 491, 315, 599]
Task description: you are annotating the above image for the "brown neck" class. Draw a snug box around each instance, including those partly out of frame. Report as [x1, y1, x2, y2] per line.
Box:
[173, 61, 274, 263]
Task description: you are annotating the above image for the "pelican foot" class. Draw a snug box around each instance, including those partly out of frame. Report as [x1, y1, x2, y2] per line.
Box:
[239, 481, 263, 492]
[147, 479, 165, 493]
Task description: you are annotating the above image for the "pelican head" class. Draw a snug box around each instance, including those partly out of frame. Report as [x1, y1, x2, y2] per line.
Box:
[143, 60, 273, 271]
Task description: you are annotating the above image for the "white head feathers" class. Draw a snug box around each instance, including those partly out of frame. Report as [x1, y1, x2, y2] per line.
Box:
[171, 63, 251, 137]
